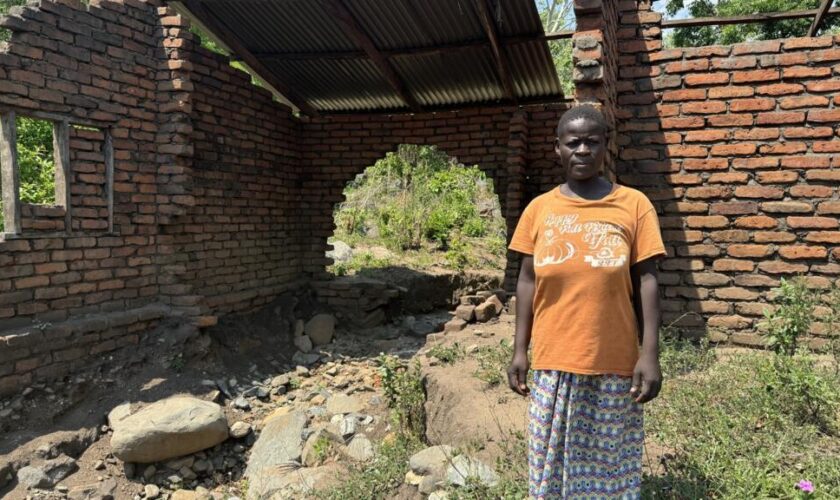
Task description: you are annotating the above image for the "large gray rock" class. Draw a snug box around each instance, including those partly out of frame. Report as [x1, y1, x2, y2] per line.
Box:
[305, 314, 336, 346]
[409, 445, 455, 475]
[326, 240, 353, 263]
[17, 455, 78, 489]
[446, 455, 498, 487]
[244, 411, 307, 499]
[110, 396, 229, 463]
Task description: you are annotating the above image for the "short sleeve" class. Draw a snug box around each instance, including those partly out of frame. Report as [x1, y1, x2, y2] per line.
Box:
[508, 200, 538, 255]
[631, 198, 666, 265]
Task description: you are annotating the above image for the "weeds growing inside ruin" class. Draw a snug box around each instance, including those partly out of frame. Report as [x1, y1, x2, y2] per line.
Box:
[427, 343, 465, 365]
[377, 354, 426, 441]
[472, 339, 514, 387]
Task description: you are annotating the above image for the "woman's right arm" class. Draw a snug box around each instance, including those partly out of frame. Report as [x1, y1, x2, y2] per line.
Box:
[508, 255, 535, 396]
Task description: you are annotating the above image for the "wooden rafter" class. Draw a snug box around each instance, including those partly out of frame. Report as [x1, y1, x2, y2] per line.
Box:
[179, 0, 317, 116]
[252, 31, 575, 62]
[809, 0, 836, 36]
[324, 0, 421, 112]
[662, 7, 840, 28]
[473, 0, 518, 103]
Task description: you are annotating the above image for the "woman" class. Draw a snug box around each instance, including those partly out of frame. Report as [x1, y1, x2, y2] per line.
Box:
[507, 105, 666, 499]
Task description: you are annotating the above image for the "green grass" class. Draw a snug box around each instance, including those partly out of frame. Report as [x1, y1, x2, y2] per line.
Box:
[644, 350, 840, 499]
[473, 339, 515, 387]
[427, 343, 465, 365]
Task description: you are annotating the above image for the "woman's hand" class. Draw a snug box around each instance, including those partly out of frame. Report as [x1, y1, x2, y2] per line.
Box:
[630, 353, 661, 404]
[507, 351, 530, 396]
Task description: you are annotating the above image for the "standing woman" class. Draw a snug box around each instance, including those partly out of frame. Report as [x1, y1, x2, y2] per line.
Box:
[507, 105, 666, 499]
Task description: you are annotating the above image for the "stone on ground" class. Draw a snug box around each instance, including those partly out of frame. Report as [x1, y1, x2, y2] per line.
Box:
[244, 410, 307, 499]
[446, 455, 498, 487]
[326, 240, 353, 263]
[409, 445, 455, 475]
[344, 435, 374, 461]
[454, 304, 476, 322]
[265, 463, 345, 498]
[109, 396, 229, 463]
[17, 454, 79, 489]
[443, 318, 467, 333]
[459, 295, 481, 306]
[305, 314, 336, 346]
[294, 334, 314, 353]
[107, 402, 133, 428]
[326, 394, 364, 415]
[229, 421, 251, 439]
[144, 484, 161, 499]
[473, 302, 494, 322]
[485, 295, 504, 315]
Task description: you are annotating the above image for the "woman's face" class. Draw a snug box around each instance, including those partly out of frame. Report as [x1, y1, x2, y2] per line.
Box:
[554, 117, 606, 181]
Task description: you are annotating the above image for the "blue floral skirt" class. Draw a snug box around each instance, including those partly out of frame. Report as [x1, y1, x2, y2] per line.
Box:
[528, 370, 644, 499]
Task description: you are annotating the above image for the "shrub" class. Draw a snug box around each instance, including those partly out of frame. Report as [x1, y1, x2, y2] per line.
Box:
[761, 277, 817, 357]
[377, 354, 426, 441]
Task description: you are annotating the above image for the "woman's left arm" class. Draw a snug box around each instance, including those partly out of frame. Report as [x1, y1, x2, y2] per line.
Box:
[630, 258, 662, 404]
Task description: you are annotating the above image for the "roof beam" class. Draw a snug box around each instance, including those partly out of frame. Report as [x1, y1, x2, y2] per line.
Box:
[809, 0, 836, 36]
[473, 0, 518, 103]
[324, 0, 421, 112]
[252, 31, 574, 62]
[178, 0, 317, 116]
[662, 7, 840, 28]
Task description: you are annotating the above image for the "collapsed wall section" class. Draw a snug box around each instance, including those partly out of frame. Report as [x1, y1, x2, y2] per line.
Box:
[615, 3, 840, 346]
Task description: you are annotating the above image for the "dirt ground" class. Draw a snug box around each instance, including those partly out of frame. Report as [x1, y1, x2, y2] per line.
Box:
[0, 291, 440, 500]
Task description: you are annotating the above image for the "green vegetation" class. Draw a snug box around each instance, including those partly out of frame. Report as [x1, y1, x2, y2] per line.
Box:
[645, 278, 840, 499]
[762, 277, 818, 356]
[472, 339, 515, 387]
[377, 354, 426, 441]
[427, 342, 466, 365]
[0, 0, 27, 42]
[331, 144, 506, 274]
[664, 0, 840, 47]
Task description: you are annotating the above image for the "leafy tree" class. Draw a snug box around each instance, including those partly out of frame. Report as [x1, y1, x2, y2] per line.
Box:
[665, 0, 840, 47]
[537, 0, 575, 95]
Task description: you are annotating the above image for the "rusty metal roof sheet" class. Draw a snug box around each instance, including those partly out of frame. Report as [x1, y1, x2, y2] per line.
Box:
[186, 0, 565, 113]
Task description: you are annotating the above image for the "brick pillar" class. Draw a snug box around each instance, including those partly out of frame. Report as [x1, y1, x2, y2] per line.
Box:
[572, 0, 620, 179]
[504, 110, 528, 291]
[154, 7, 213, 327]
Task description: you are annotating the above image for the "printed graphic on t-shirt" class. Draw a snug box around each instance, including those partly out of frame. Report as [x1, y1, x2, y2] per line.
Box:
[536, 213, 628, 269]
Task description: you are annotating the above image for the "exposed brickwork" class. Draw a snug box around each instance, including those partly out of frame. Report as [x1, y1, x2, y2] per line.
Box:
[2, 0, 838, 393]
[614, 2, 840, 346]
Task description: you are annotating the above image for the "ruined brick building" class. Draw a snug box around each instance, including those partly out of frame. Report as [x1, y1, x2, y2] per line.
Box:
[0, 0, 838, 395]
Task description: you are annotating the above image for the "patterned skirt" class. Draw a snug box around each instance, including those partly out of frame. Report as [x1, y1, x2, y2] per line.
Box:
[528, 370, 644, 499]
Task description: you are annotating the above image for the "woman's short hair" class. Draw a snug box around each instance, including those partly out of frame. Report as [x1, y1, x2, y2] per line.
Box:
[556, 104, 608, 136]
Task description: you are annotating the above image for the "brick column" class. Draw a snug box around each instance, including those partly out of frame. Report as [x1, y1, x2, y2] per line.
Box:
[504, 110, 528, 291]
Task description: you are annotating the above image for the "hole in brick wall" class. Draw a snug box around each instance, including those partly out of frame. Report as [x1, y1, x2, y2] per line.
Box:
[329, 144, 506, 277]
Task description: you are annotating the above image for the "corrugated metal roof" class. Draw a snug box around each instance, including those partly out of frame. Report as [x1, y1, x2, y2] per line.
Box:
[194, 0, 564, 113]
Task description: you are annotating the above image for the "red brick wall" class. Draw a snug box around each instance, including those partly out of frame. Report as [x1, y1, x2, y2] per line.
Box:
[614, 2, 840, 346]
[0, 0, 177, 394]
[299, 104, 570, 289]
[169, 35, 307, 316]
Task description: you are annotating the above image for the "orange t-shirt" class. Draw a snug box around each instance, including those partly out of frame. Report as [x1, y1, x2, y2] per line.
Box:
[508, 184, 666, 376]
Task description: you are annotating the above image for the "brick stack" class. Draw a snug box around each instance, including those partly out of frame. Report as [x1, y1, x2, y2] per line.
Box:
[612, 2, 840, 345]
